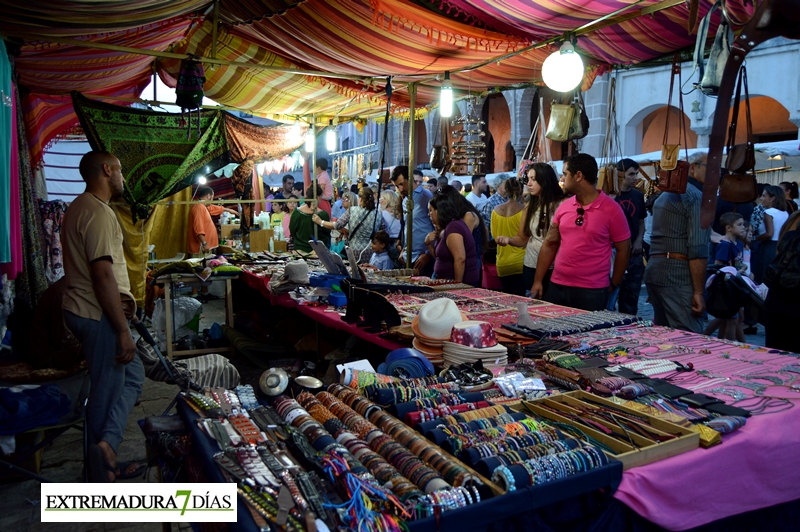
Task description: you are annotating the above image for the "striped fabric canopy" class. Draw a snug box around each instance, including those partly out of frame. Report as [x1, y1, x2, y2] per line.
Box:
[1, 0, 756, 166]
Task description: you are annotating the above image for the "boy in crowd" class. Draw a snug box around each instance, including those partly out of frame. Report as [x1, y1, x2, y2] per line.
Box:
[366, 231, 394, 270]
[707, 212, 748, 341]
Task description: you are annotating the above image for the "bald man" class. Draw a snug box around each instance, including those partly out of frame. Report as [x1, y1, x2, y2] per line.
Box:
[62, 151, 144, 482]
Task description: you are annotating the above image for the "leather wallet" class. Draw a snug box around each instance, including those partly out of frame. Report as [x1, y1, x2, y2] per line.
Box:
[678, 393, 724, 408]
[707, 403, 752, 418]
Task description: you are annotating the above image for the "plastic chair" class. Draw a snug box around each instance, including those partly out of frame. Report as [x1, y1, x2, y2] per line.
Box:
[0, 370, 90, 483]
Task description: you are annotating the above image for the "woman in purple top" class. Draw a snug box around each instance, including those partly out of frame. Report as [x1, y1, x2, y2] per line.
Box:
[427, 192, 480, 286]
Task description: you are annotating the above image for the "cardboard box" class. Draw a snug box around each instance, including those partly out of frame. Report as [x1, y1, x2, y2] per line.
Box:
[513, 391, 699, 470]
[249, 229, 274, 252]
[273, 240, 288, 252]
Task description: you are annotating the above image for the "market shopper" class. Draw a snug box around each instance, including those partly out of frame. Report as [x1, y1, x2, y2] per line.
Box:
[379, 189, 402, 245]
[273, 174, 295, 200]
[780, 181, 799, 213]
[61, 151, 144, 482]
[466, 175, 488, 210]
[481, 174, 510, 238]
[532, 153, 630, 311]
[427, 192, 480, 286]
[289, 185, 331, 252]
[752, 185, 789, 284]
[435, 185, 487, 282]
[390, 166, 435, 275]
[609, 159, 647, 315]
[282, 194, 298, 242]
[187, 186, 238, 255]
[314, 186, 384, 264]
[496, 163, 566, 297]
[489, 177, 525, 294]
[644, 152, 710, 333]
[764, 210, 800, 351]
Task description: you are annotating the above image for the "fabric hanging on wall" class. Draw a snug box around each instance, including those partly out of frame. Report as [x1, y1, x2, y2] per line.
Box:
[39, 200, 68, 283]
[1, 83, 23, 280]
[0, 39, 12, 264]
[224, 113, 306, 163]
[11, 82, 48, 308]
[231, 160, 255, 231]
[149, 187, 192, 268]
[112, 202, 157, 307]
[72, 92, 229, 221]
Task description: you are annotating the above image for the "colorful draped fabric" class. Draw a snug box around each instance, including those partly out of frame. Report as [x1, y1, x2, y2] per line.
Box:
[0, 39, 11, 265]
[10, 17, 194, 166]
[73, 92, 228, 220]
[224, 113, 307, 162]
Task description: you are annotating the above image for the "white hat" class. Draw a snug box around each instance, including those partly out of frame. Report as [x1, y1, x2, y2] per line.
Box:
[418, 299, 463, 339]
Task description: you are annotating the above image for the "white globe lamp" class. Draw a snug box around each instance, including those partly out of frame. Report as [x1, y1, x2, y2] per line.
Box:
[541, 42, 584, 93]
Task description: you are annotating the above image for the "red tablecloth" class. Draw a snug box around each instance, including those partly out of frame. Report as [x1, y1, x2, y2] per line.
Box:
[241, 270, 406, 351]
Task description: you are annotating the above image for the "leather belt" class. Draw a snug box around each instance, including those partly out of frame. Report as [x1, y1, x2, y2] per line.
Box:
[651, 252, 689, 261]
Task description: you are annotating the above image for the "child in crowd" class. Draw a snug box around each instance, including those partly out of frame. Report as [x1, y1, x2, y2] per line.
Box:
[366, 231, 393, 270]
[711, 212, 747, 341]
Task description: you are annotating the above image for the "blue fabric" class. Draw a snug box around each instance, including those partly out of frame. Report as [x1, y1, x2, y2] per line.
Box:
[369, 251, 393, 270]
[715, 239, 744, 267]
[0, 40, 12, 263]
[0, 385, 71, 435]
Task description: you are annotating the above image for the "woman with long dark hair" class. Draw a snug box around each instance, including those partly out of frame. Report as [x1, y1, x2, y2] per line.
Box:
[496, 163, 567, 296]
[427, 192, 480, 286]
[764, 210, 800, 351]
[780, 181, 799, 214]
[752, 185, 789, 284]
[433, 185, 488, 279]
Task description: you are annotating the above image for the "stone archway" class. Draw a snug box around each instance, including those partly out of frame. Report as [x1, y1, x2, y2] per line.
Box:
[625, 104, 698, 155]
[483, 93, 512, 173]
[716, 95, 799, 144]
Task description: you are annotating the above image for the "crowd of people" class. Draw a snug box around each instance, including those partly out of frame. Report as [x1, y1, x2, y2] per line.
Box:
[184, 153, 799, 352]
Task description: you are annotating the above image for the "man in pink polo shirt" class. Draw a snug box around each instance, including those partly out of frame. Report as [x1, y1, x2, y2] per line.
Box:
[531, 153, 631, 311]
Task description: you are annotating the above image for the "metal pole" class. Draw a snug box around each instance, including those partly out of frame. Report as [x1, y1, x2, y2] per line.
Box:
[312, 115, 318, 239]
[406, 83, 417, 268]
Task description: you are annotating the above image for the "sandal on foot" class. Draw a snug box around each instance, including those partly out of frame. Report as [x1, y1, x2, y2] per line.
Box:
[88, 444, 114, 483]
[116, 461, 146, 480]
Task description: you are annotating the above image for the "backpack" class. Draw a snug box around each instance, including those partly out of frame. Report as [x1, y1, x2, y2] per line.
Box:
[764, 230, 800, 292]
[705, 270, 744, 319]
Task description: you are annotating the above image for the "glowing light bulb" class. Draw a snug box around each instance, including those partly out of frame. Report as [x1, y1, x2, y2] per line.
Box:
[440, 72, 453, 118]
[305, 127, 314, 152]
[541, 42, 584, 93]
[326, 119, 336, 151]
[198, 176, 207, 185]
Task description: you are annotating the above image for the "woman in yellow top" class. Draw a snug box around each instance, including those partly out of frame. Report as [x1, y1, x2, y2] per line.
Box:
[491, 177, 526, 294]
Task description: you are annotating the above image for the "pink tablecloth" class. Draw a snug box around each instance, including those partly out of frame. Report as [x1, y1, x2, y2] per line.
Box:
[564, 325, 800, 530]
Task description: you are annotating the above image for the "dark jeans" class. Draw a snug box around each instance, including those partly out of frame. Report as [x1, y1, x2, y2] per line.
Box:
[499, 274, 525, 295]
[616, 254, 645, 315]
[544, 282, 609, 311]
[523, 266, 553, 297]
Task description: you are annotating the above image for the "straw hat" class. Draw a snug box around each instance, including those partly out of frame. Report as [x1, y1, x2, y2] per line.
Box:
[417, 299, 463, 339]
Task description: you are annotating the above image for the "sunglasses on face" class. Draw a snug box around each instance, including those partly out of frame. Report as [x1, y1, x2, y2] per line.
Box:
[575, 207, 585, 226]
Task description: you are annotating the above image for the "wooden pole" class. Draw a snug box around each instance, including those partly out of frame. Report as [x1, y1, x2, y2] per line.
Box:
[406, 83, 417, 268]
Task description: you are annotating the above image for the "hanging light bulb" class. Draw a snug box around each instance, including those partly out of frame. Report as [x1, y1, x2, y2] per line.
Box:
[305, 125, 315, 152]
[541, 41, 584, 93]
[291, 119, 301, 137]
[197, 176, 207, 185]
[440, 71, 453, 118]
[326, 119, 336, 151]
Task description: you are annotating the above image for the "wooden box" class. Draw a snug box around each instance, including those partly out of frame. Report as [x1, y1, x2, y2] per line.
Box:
[513, 391, 699, 470]
[273, 240, 288, 252]
[249, 229, 274, 252]
[220, 224, 239, 239]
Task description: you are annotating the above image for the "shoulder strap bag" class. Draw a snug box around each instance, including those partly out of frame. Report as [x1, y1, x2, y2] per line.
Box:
[657, 54, 690, 194]
[597, 78, 621, 195]
[721, 65, 759, 203]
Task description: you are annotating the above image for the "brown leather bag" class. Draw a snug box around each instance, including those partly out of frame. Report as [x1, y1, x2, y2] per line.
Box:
[657, 55, 690, 194]
[545, 102, 575, 142]
[569, 91, 590, 140]
[720, 172, 759, 203]
[724, 65, 756, 175]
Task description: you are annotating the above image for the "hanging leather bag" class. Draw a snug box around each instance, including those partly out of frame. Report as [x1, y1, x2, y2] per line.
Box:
[545, 99, 575, 142]
[724, 66, 756, 174]
[657, 55, 690, 194]
[597, 78, 621, 195]
[720, 66, 759, 203]
[568, 91, 590, 140]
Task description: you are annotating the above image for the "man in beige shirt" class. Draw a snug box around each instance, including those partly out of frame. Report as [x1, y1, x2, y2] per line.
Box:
[62, 151, 145, 482]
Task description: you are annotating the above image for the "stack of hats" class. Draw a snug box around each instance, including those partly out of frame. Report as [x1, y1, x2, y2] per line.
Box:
[411, 299, 465, 366]
[442, 321, 508, 371]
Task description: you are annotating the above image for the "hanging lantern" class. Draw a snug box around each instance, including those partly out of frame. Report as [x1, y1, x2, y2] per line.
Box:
[440, 72, 453, 118]
[305, 126, 315, 152]
[541, 41, 584, 93]
[326, 119, 336, 151]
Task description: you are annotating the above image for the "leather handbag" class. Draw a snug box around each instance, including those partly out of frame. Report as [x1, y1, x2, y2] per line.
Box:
[546, 101, 575, 142]
[568, 91, 590, 140]
[720, 172, 759, 203]
[596, 78, 621, 195]
[725, 65, 756, 174]
[657, 55, 690, 194]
